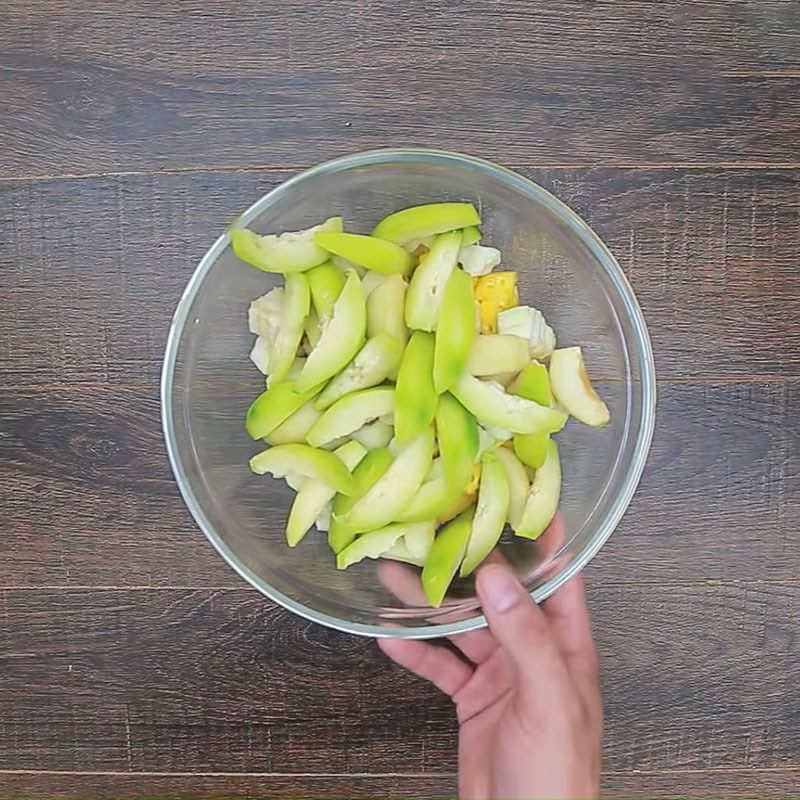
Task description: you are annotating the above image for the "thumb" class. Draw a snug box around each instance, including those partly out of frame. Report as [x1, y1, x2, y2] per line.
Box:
[476, 563, 570, 697]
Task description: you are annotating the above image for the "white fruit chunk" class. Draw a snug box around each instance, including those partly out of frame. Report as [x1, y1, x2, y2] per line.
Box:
[497, 305, 556, 360]
[458, 244, 501, 277]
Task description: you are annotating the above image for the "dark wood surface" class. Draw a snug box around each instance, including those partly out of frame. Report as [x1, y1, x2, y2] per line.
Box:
[1, 1, 798, 798]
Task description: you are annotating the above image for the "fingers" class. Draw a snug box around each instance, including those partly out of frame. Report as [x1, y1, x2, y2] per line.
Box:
[379, 638, 474, 698]
[543, 574, 602, 730]
[449, 628, 498, 664]
[476, 563, 570, 701]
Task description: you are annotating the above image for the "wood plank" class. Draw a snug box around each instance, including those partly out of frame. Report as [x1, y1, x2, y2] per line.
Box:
[1, 379, 798, 588]
[0, 583, 798, 776]
[1, 168, 798, 387]
[3, 768, 800, 800]
[1, 2, 798, 177]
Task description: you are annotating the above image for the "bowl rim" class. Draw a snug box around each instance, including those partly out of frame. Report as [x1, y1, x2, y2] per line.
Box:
[161, 147, 657, 639]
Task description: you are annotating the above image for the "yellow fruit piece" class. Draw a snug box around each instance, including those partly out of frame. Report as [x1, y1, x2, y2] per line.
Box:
[472, 272, 519, 333]
[437, 463, 482, 523]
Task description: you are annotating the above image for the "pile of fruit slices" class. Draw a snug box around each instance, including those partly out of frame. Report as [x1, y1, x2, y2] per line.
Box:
[234, 202, 610, 608]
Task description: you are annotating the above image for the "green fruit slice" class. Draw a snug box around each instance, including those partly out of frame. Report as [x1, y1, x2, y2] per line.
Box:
[307, 261, 346, 320]
[405, 230, 462, 331]
[307, 387, 395, 448]
[314, 231, 413, 275]
[460, 453, 510, 576]
[394, 331, 437, 443]
[372, 202, 480, 245]
[492, 447, 530, 531]
[433, 267, 476, 393]
[335, 427, 435, 533]
[249, 443, 356, 495]
[549, 346, 610, 427]
[285, 440, 367, 546]
[315, 334, 403, 410]
[245, 380, 318, 440]
[516, 440, 561, 539]
[231, 216, 343, 273]
[452, 373, 567, 434]
[436, 393, 479, 491]
[351, 419, 394, 450]
[468, 335, 530, 377]
[336, 521, 434, 569]
[460, 225, 482, 246]
[268, 272, 311, 383]
[296, 270, 366, 392]
[264, 399, 322, 445]
[421, 507, 475, 608]
[328, 448, 394, 553]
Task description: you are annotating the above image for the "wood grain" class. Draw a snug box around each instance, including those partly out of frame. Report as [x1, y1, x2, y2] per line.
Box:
[1, 379, 798, 589]
[3, 768, 800, 800]
[0, 582, 798, 778]
[1, 168, 798, 387]
[1, 1, 798, 178]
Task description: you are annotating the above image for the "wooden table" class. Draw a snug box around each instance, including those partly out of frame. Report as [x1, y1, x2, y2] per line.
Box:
[1, 2, 798, 798]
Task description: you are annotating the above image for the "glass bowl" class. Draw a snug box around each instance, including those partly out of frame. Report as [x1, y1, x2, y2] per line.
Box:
[161, 148, 656, 638]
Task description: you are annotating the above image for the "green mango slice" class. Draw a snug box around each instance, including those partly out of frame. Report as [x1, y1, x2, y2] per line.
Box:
[372, 202, 481, 245]
[335, 427, 435, 534]
[351, 419, 394, 450]
[267, 272, 311, 383]
[405, 230, 462, 331]
[245, 380, 318, 440]
[460, 453, 510, 576]
[492, 447, 530, 531]
[510, 360, 553, 469]
[307, 261, 346, 320]
[249, 443, 356, 496]
[336, 521, 434, 570]
[264, 399, 322, 445]
[436, 393, 480, 490]
[315, 334, 403, 410]
[296, 270, 366, 392]
[460, 225, 482, 246]
[452, 373, 567, 434]
[307, 387, 395, 448]
[231, 216, 343, 273]
[285, 440, 367, 546]
[314, 231, 413, 275]
[433, 267, 476, 394]
[328, 448, 394, 553]
[516, 440, 561, 540]
[394, 331, 437, 444]
[421, 507, 475, 608]
[467, 335, 530, 377]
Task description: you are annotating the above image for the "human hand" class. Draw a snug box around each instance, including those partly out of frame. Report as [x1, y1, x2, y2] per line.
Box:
[379, 563, 602, 800]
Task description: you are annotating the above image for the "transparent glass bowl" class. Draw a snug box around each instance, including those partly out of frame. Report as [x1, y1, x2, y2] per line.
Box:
[161, 149, 656, 638]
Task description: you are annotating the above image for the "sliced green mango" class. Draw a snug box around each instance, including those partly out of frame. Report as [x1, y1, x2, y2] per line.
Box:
[335, 427, 435, 533]
[264, 399, 322, 445]
[304, 307, 321, 349]
[461, 225, 482, 246]
[510, 360, 553, 469]
[395, 475, 460, 523]
[336, 521, 432, 569]
[231, 216, 343, 273]
[394, 331, 437, 443]
[351, 418, 394, 450]
[285, 440, 367, 546]
[328, 448, 394, 553]
[382, 541, 426, 566]
[433, 267, 476, 393]
[405, 230, 462, 331]
[516, 440, 561, 539]
[307, 387, 395, 448]
[315, 334, 402, 410]
[249, 443, 356, 495]
[296, 270, 366, 392]
[245, 380, 317, 440]
[468, 335, 530, 377]
[421, 507, 475, 608]
[436, 392, 480, 490]
[314, 231, 413, 276]
[452, 373, 567, 434]
[307, 261, 346, 320]
[403, 520, 436, 561]
[266, 357, 306, 389]
[372, 202, 481, 245]
[268, 272, 310, 382]
[460, 453, 510, 576]
[367, 273, 408, 345]
[492, 447, 530, 531]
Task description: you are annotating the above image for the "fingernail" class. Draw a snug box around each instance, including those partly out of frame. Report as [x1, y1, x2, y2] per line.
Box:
[479, 566, 524, 613]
